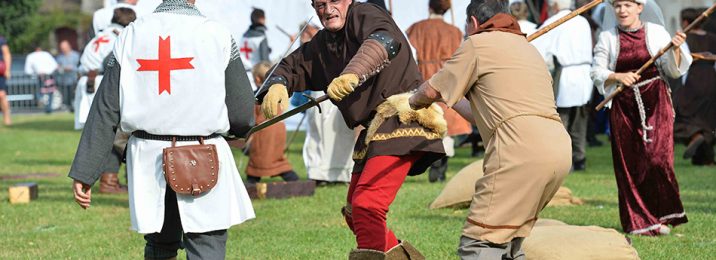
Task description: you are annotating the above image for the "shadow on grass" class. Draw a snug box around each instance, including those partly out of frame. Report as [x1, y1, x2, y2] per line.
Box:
[39, 193, 130, 208]
[13, 158, 72, 167]
[584, 198, 619, 208]
[10, 119, 76, 133]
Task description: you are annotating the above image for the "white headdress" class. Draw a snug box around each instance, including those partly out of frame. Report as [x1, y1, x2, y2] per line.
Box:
[602, 0, 664, 29]
[609, 0, 647, 5]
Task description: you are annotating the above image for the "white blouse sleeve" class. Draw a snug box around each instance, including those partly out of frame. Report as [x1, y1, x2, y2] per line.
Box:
[591, 30, 615, 96]
[652, 25, 692, 79]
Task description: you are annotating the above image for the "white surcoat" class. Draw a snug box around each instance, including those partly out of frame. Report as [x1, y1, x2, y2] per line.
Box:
[74, 24, 123, 130]
[113, 11, 254, 233]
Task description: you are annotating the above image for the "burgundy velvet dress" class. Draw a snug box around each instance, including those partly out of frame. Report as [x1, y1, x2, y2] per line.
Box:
[609, 27, 688, 235]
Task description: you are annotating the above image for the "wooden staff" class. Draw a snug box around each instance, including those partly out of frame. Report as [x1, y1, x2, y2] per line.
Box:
[450, 0, 456, 26]
[692, 52, 716, 62]
[527, 0, 604, 41]
[388, 0, 393, 16]
[596, 4, 716, 111]
[245, 0, 603, 139]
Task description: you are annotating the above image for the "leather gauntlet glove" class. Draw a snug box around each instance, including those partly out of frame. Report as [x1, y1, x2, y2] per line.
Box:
[261, 84, 289, 119]
[327, 73, 359, 101]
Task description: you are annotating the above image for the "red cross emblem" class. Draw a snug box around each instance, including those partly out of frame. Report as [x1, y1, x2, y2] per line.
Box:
[240, 41, 253, 59]
[93, 36, 110, 52]
[136, 36, 194, 95]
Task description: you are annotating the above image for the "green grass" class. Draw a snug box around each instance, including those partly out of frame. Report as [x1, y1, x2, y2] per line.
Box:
[0, 113, 714, 259]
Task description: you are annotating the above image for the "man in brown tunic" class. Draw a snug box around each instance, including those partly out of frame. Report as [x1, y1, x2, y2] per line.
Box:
[257, 0, 444, 258]
[410, 1, 571, 259]
[407, 0, 473, 183]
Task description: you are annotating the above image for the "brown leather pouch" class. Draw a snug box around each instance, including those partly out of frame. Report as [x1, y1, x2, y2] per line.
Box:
[163, 137, 219, 196]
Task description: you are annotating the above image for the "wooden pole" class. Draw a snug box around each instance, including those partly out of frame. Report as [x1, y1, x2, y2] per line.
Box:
[388, 0, 393, 16]
[595, 3, 716, 111]
[450, 0, 456, 26]
[527, 0, 604, 41]
[692, 52, 716, 61]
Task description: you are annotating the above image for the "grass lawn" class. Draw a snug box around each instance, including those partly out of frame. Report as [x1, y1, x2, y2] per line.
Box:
[0, 113, 714, 259]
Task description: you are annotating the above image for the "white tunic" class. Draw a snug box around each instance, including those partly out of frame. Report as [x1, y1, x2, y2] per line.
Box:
[24, 51, 58, 76]
[518, 20, 537, 36]
[74, 24, 123, 130]
[92, 3, 136, 36]
[113, 11, 254, 233]
[303, 91, 354, 183]
[591, 22, 692, 108]
[532, 10, 594, 108]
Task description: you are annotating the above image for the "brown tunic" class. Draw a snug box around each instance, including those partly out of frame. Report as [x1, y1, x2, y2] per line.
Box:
[429, 32, 571, 244]
[264, 3, 444, 174]
[246, 105, 293, 177]
[407, 18, 472, 136]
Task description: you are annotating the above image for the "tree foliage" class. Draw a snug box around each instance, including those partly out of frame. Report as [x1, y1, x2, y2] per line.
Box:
[0, 0, 89, 53]
[0, 0, 42, 52]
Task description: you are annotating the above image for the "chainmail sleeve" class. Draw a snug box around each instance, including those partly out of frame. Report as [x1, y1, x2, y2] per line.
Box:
[68, 54, 122, 185]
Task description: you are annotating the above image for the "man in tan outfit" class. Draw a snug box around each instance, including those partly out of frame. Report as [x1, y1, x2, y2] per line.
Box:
[409, 0, 571, 259]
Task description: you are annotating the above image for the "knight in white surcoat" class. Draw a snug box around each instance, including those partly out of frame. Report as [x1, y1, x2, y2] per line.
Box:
[90, 0, 138, 38]
[239, 8, 271, 91]
[69, 0, 256, 258]
[75, 8, 135, 130]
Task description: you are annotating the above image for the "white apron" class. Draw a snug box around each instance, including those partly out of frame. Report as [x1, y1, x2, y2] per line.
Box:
[303, 91, 354, 182]
[126, 136, 255, 233]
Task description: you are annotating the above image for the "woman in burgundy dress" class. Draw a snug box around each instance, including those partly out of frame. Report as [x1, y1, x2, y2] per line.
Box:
[591, 0, 691, 236]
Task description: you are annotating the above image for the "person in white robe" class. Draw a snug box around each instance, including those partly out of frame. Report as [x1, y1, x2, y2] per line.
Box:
[69, 0, 255, 258]
[509, 0, 538, 35]
[532, 0, 594, 171]
[75, 9, 134, 130]
[300, 91, 355, 184]
[91, 0, 138, 38]
[25, 47, 59, 113]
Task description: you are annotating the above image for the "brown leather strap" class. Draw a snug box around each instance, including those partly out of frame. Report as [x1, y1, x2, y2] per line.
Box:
[342, 39, 389, 85]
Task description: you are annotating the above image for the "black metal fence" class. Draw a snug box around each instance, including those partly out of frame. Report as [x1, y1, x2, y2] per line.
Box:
[6, 72, 77, 113]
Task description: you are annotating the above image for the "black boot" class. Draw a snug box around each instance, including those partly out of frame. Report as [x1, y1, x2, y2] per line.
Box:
[280, 170, 299, 182]
[573, 158, 586, 171]
[247, 176, 261, 184]
[428, 157, 448, 183]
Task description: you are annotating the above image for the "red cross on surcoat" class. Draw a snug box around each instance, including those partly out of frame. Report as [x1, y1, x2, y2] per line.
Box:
[93, 36, 110, 52]
[136, 36, 194, 95]
[240, 41, 253, 59]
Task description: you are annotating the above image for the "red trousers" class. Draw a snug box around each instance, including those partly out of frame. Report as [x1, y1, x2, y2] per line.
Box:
[344, 154, 421, 252]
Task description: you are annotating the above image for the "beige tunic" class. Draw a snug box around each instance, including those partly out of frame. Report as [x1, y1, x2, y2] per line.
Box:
[429, 32, 571, 244]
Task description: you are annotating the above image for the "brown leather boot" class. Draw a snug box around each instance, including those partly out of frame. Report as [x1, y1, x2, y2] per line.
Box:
[99, 173, 128, 194]
[385, 241, 425, 260]
[349, 248, 385, 260]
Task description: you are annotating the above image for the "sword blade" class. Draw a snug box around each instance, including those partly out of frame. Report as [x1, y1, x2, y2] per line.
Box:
[254, 16, 314, 100]
[246, 95, 329, 138]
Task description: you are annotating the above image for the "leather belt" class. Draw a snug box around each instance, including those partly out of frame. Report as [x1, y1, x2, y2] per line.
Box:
[132, 130, 221, 142]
